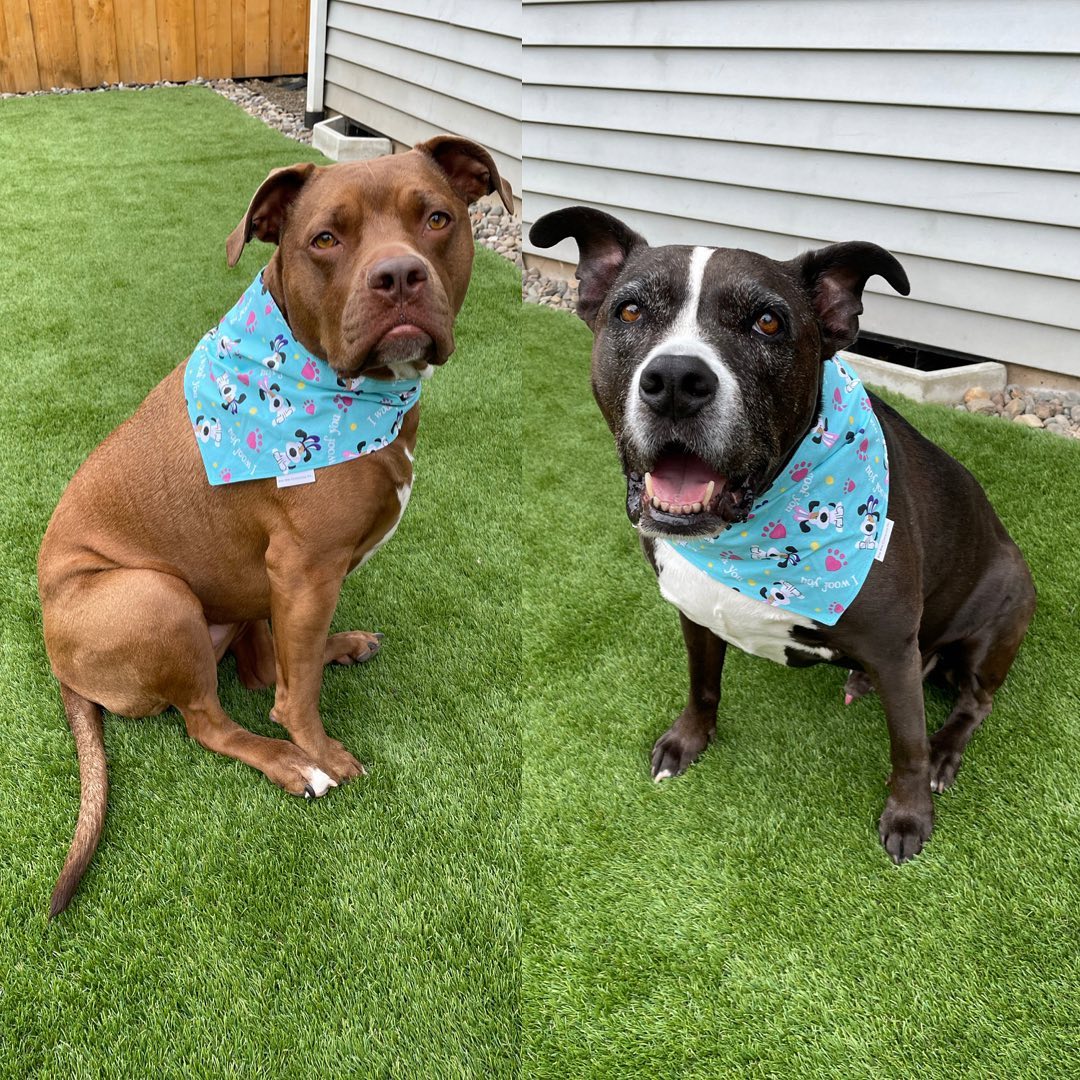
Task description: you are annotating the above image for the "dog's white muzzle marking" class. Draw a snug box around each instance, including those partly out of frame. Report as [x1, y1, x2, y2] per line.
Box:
[625, 246, 743, 454]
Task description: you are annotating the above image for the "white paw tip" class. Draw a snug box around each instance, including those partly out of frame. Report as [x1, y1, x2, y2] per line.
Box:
[306, 768, 337, 797]
[653, 769, 673, 783]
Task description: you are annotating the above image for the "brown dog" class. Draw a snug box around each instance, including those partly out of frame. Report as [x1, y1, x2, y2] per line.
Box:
[38, 136, 513, 915]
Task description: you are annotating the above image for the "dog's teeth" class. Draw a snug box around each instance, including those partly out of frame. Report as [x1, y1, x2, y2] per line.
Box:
[644, 472, 654, 497]
[660, 501, 670, 513]
[681, 504, 691, 516]
[704, 480, 715, 506]
[692, 502, 702, 513]
[651, 496, 660, 509]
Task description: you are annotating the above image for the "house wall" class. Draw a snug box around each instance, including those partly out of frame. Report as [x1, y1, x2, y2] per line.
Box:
[522, 0, 1080, 379]
[314, 0, 521, 195]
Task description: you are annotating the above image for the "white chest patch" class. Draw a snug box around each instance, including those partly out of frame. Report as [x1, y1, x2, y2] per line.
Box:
[654, 542, 835, 666]
[352, 462, 413, 573]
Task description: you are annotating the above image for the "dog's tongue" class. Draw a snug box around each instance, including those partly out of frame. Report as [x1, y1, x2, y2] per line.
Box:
[648, 453, 726, 506]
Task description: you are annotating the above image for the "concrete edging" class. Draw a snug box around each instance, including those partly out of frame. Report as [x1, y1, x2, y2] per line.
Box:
[311, 116, 392, 162]
[839, 350, 1005, 404]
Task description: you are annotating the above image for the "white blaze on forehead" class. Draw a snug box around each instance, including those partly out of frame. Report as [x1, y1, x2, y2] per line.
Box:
[626, 246, 743, 451]
[673, 246, 716, 337]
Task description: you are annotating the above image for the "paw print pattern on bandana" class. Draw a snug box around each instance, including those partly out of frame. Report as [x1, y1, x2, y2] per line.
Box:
[762, 521, 787, 540]
[825, 548, 847, 572]
[789, 460, 812, 483]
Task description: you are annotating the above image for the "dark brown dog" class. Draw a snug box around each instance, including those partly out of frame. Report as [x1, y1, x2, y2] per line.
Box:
[530, 206, 1035, 864]
[38, 136, 512, 915]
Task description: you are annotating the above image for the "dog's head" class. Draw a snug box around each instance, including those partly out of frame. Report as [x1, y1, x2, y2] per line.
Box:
[227, 137, 513, 381]
[529, 207, 909, 539]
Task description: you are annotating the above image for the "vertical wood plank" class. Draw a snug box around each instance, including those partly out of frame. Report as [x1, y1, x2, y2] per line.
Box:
[3, 0, 313, 94]
[277, 0, 308, 74]
[231, 0, 246, 77]
[114, 0, 162, 83]
[27, 0, 82, 87]
[194, 0, 232, 79]
[71, 0, 119, 86]
[0, 0, 42, 91]
[244, 0, 270, 77]
[267, 0, 282, 73]
[156, 0, 197, 81]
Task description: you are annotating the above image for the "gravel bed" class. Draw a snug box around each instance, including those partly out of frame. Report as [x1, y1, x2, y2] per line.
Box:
[955, 385, 1080, 440]
[2, 76, 521, 267]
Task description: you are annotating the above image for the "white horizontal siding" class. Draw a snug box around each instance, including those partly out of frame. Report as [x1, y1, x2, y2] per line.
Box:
[378, 0, 520, 37]
[526, 48, 1080, 113]
[523, 0, 1080, 53]
[527, 161, 1080, 282]
[329, 4, 519, 78]
[525, 87, 1080, 173]
[320, 0, 521, 195]
[525, 193, 1080, 333]
[523, 2, 1080, 379]
[526, 124, 1080, 229]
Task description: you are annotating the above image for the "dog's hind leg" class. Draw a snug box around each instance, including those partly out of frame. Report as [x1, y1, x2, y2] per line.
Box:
[230, 620, 278, 690]
[230, 621, 385, 691]
[44, 570, 333, 912]
[324, 630, 384, 665]
[929, 572, 1035, 794]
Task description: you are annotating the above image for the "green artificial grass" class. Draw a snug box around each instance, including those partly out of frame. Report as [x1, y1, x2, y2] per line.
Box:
[0, 88, 519, 1075]
[522, 303, 1080, 1077]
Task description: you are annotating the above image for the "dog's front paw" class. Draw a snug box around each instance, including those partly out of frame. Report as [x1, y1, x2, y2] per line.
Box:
[263, 743, 339, 799]
[878, 793, 934, 864]
[307, 736, 367, 784]
[651, 714, 715, 782]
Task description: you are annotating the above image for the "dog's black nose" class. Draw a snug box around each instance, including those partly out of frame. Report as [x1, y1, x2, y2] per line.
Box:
[367, 255, 429, 303]
[638, 353, 718, 418]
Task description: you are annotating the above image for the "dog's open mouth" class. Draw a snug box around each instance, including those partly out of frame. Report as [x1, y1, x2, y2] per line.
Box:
[627, 444, 753, 537]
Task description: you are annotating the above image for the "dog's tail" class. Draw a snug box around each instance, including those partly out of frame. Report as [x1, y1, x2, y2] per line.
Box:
[49, 685, 108, 918]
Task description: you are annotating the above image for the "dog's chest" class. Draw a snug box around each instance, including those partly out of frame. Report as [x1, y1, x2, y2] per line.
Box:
[653, 542, 835, 666]
[349, 451, 414, 574]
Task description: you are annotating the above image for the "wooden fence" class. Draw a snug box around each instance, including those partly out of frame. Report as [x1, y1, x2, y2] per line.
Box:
[0, 0, 309, 93]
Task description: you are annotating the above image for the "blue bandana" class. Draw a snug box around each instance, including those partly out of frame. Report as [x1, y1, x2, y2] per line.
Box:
[184, 271, 421, 486]
[661, 356, 891, 626]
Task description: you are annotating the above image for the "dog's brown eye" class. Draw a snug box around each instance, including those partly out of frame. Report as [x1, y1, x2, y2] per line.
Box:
[754, 311, 781, 336]
[312, 232, 338, 250]
[619, 303, 642, 323]
[428, 211, 451, 231]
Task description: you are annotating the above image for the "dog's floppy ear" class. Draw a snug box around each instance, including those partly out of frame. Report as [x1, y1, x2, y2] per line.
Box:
[529, 207, 647, 328]
[226, 163, 318, 268]
[416, 135, 513, 212]
[788, 242, 910, 358]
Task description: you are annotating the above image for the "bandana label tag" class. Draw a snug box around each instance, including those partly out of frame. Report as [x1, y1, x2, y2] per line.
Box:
[874, 517, 895, 563]
[277, 469, 316, 488]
